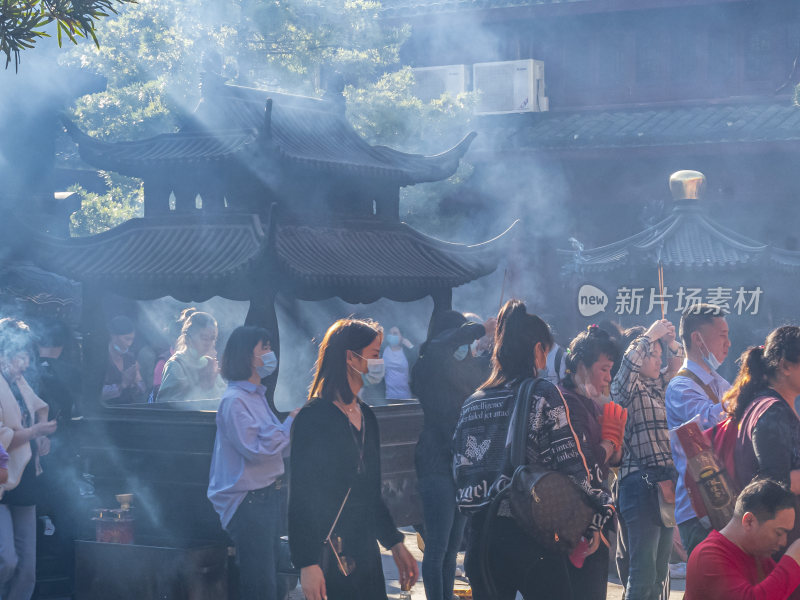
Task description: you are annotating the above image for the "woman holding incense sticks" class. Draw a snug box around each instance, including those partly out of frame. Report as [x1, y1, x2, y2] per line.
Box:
[611, 319, 683, 600]
[559, 325, 626, 600]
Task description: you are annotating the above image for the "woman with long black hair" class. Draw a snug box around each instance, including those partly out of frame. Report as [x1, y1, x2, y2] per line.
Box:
[458, 300, 614, 600]
[724, 326, 800, 496]
[289, 318, 419, 600]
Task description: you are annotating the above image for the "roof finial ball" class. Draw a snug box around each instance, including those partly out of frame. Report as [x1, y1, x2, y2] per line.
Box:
[669, 170, 706, 201]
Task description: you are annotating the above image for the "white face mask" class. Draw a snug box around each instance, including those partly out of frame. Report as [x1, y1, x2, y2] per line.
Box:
[362, 358, 385, 385]
[351, 352, 385, 386]
[257, 351, 277, 378]
[698, 334, 722, 371]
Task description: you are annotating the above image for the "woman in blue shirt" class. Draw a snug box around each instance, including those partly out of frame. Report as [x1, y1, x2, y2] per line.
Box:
[208, 326, 297, 600]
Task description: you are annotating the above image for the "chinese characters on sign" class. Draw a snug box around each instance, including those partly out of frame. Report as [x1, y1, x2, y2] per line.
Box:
[613, 286, 763, 316]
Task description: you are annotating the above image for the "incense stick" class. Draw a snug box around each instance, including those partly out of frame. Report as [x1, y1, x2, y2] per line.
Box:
[658, 262, 665, 320]
[498, 268, 508, 313]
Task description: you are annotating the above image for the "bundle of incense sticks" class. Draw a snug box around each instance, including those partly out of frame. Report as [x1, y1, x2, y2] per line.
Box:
[657, 262, 665, 319]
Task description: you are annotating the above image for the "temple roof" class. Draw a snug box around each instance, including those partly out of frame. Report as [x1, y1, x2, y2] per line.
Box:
[3, 210, 513, 303]
[478, 100, 800, 153]
[12, 213, 269, 301]
[559, 200, 800, 273]
[275, 218, 515, 302]
[382, 0, 712, 18]
[65, 84, 476, 185]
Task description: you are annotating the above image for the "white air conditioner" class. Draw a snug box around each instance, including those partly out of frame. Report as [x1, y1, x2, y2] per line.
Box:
[412, 65, 470, 102]
[473, 59, 548, 115]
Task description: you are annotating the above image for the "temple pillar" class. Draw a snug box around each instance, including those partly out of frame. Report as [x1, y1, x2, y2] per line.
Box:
[79, 284, 107, 415]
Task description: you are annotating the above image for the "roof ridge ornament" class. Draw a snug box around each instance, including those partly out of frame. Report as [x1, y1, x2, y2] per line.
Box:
[669, 170, 705, 202]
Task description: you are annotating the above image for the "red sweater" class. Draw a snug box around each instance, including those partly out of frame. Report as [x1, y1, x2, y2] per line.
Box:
[685, 530, 800, 600]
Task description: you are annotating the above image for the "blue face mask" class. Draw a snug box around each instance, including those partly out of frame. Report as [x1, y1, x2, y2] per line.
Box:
[386, 334, 401, 347]
[257, 351, 278, 378]
[698, 334, 722, 372]
[453, 345, 469, 361]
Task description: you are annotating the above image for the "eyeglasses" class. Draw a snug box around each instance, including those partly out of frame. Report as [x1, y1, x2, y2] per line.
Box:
[327, 535, 356, 577]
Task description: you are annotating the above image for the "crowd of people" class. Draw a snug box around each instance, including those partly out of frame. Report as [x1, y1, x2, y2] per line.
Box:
[197, 299, 800, 600]
[5, 298, 800, 600]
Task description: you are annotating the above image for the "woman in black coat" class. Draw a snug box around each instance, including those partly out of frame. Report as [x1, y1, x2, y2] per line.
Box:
[289, 318, 419, 600]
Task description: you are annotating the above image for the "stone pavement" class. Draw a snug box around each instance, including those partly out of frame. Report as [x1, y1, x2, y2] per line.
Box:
[287, 529, 685, 599]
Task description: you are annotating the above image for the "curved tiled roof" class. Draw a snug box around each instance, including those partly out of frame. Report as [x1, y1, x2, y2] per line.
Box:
[63, 122, 256, 172]
[559, 201, 800, 273]
[275, 218, 515, 302]
[65, 84, 476, 185]
[480, 100, 800, 153]
[3, 209, 512, 303]
[382, 0, 591, 18]
[18, 214, 269, 301]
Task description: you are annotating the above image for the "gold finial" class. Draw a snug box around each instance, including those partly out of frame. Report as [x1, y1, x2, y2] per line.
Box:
[669, 170, 706, 201]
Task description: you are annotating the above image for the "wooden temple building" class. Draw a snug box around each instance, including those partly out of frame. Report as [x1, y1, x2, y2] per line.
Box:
[0, 75, 511, 598]
[11, 78, 509, 398]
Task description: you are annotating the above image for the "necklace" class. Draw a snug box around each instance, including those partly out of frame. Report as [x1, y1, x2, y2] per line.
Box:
[336, 399, 360, 415]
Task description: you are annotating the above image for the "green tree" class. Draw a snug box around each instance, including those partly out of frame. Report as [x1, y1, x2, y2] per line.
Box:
[69, 172, 143, 236]
[65, 0, 475, 236]
[0, 0, 135, 70]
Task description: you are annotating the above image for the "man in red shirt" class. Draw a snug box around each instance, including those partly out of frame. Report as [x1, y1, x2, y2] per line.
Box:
[686, 479, 800, 600]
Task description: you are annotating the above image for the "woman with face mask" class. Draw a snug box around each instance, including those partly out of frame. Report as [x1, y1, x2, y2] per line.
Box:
[208, 326, 298, 600]
[156, 311, 226, 403]
[382, 326, 416, 402]
[410, 310, 489, 600]
[559, 325, 627, 600]
[0, 318, 58, 600]
[289, 319, 418, 600]
[611, 319, 684, 600]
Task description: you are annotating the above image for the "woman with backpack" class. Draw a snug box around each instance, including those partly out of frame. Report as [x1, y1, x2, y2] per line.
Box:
[723, 326, 800, 500]
[559, 325, 627, 600]
[454, 300, 615, 600]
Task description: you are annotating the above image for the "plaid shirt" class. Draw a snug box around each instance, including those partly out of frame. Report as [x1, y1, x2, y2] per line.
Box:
[611, 335, 682, 480]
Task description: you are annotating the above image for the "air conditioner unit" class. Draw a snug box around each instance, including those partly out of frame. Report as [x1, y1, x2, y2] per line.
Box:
[473, 59, 548, 115]
[412, 65, 470, 102]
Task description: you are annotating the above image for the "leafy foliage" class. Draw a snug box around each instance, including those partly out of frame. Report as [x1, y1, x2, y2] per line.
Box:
[64, 0, 475, 236]
[69, 171, 143, 236]
[0, 0, 136, 70]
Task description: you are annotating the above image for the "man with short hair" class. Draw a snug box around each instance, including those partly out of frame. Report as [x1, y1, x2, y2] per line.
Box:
[685, 479, 800, 600]
[666, 303, 732, 557]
